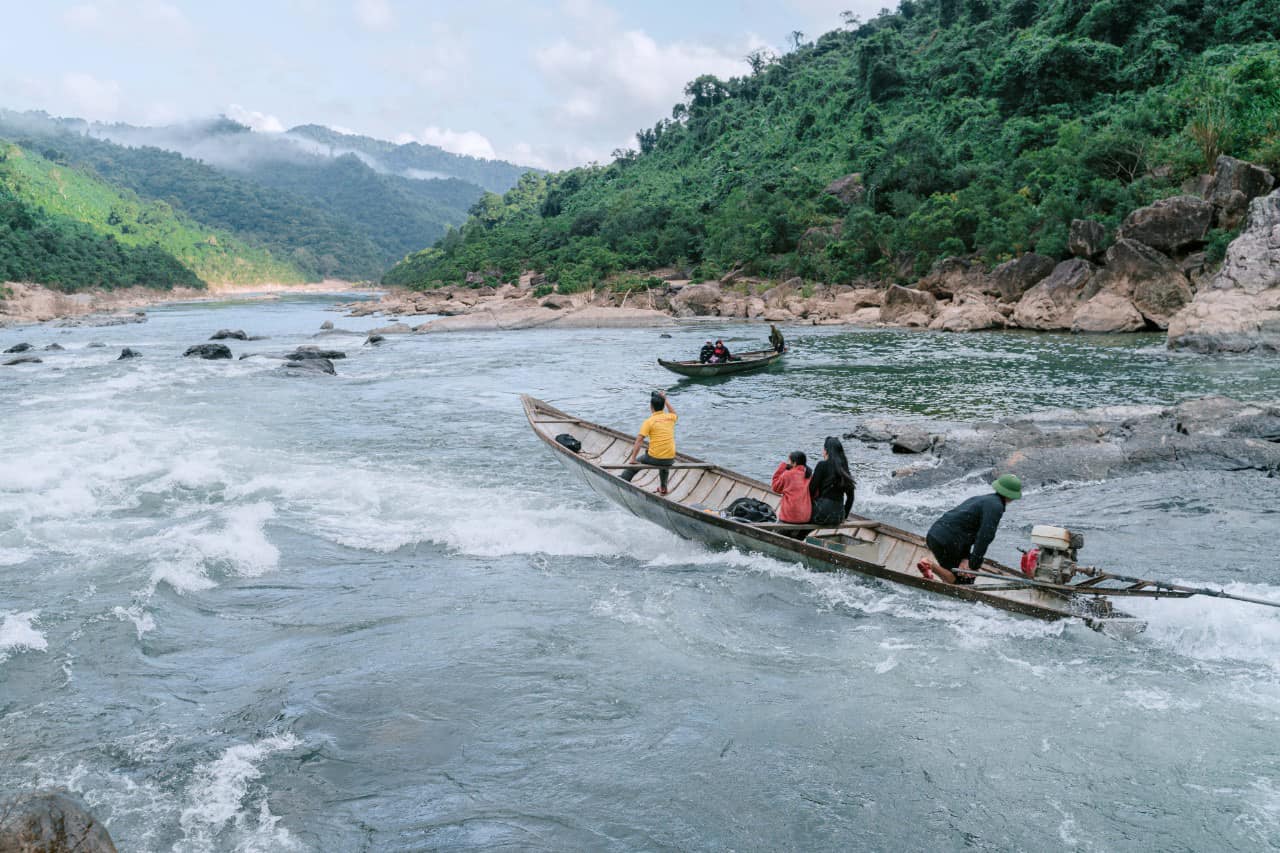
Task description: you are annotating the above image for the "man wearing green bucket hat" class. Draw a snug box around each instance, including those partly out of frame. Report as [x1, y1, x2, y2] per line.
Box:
[918, 474, 1022, 585]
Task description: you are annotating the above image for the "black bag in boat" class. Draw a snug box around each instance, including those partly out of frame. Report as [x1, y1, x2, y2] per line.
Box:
[724, 497, 777, 524]
[555, 433, 582, 453]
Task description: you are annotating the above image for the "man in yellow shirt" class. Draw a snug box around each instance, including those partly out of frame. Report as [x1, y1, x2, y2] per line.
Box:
[621, 391, 678, 496]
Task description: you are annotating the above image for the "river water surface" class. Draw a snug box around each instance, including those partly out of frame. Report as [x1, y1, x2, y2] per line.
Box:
[2, 295, 1279, 851]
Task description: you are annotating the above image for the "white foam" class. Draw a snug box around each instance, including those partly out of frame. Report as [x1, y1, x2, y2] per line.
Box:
[1128, 581, 1280, 672]
[0, 610, 48, 663]
[176, 733, 303, 853]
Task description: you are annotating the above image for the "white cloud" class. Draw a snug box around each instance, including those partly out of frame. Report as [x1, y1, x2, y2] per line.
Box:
[60, 0, 192, 39]
[62, 72, 122, 117]
[226, 104, 286, 134]
[354, 0, 394, 32]
[401, 126, 497, 160]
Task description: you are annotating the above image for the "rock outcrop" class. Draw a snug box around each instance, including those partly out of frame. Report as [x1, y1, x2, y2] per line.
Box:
[1168, 190, 1280, 352]
[0, 790, 117, 852]
[929, 292, 1006, 332]
[278, 357, 336, 376]
[1072, 292, 1147, 333]
[1013, 259, 1096, 330]
[1119, 196, 1214, 254]
[1082, 239, 1192, 329]
[1205, 155, 1276, 230]
[183, 343, 232, 359]
[824, 173, 865, 206]
[1069, 219, 1108, 259]
[989, 253, 1056, 302]
[880, 285, 937, 327]
[846, 396, 1280, 494]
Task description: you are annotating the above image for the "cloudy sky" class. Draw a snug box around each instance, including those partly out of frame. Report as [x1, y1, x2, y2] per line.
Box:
[2, 0, 896, 170]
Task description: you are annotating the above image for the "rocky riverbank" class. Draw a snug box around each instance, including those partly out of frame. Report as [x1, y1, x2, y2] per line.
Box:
[352, 156, 1279, 353]
[845, 396, 1280, 494]
[0, 280, 371, 328]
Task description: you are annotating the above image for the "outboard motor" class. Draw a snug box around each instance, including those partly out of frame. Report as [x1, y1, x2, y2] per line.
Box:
[1022, 525, 1084, 585]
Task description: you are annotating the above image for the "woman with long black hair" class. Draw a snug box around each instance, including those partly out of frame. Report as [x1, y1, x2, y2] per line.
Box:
[808, 436, 856, 525]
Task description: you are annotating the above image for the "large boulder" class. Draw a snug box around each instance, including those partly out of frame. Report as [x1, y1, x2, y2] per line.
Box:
[0, 790, 117, 852]
[1168, 191, 1280, 352]
[1069, 219, 1108, 259]
[1072, 292, 1147, 333]
[990, 253, 1056, 302]
[880, 285, 937, 327]
[278, 357, 336, 376]
[286, 347, 346, 360]
[670, 282, 723, 317]
[915, 256, 988, 298]
[1089, 239, 1192, 328]
[1118, 195, 1214, 254]
[928, 292, 1006, 332]
[824, 173, 865, 206]
[1205, 155, 1276, 230]
[1013, 259, 1097, 330]
[183, 343, 232, 359]
[4, 342, 32, 353]
[541, 293, 574, 310]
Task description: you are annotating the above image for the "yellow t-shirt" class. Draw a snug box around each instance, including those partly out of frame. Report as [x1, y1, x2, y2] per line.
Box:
[640, 411, 678, 459]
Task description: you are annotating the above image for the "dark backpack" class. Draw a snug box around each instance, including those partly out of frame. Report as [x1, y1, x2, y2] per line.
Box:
[555, 433, 582, 453]
[724, 497, 777, 524]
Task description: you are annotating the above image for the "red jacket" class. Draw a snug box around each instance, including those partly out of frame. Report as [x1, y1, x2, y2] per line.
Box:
[772, 463, 812, 524]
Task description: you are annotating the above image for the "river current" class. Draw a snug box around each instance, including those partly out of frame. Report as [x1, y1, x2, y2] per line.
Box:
[2, 294, 1279, 851]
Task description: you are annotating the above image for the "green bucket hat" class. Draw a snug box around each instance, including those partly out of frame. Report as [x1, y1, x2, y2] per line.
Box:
[993, 474, 1022, 500]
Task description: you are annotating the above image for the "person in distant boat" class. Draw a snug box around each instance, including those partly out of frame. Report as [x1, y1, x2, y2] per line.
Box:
[918, 474, 1022, 585]
[712, 340, 732, 362]
[772, 451, 812, 539]
[621, 391, 678, 496]
[808, 437, 856, 526]
[769, 324, 786, 354]
[699, 341, 715, 363]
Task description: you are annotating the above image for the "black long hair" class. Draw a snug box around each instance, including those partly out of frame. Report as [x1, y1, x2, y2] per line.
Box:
[824, 436, 854, 487]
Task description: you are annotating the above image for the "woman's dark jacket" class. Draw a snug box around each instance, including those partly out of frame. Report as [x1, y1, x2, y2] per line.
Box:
[808, 460, 855, 524]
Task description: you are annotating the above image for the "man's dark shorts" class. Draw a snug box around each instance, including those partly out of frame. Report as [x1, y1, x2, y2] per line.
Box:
[926, 531, 975, 585]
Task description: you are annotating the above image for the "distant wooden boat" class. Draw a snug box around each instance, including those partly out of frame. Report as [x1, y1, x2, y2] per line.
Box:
[522, 395, 1144, 631]
[658, 348, 783, 377]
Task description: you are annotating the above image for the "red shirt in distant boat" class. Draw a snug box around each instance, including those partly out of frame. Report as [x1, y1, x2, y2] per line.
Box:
[771, 462, 812, 524]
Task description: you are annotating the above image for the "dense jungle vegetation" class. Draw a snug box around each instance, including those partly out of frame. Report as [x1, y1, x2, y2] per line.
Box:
[386, 0, 1280, 292]
[0, 143, 300, 291]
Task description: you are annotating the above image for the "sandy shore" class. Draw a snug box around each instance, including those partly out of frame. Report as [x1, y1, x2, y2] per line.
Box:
[0, 280, 379, 327]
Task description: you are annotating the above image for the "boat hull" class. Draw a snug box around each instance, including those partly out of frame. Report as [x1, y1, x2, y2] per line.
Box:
[658, 349, 782, 377]
[523, 396, 1140, 630]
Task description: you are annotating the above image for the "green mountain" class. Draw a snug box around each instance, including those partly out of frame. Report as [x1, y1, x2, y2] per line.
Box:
[287, 124, 536, 194]
[386, 0, 1280, 291]
[0, 111, 389, 280]
[0, 142, 303, 291]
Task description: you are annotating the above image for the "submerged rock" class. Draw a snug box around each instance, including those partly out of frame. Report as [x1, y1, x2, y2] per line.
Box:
[0, 789, 117, 852]
[183, 343, 232, 359]
[278, 357, 336, 376]
[86, 341, 106, 348]
[210, 329, 248, 340]
[848, 396, 1280, 493]
[117, 347, 142, 360]
[320, 320, 334, 330]
[4, 342, 33, 353]
[43, 342, 65, 351]
[364, 334, 385, 345]
[3, 355, 42, 365]
[286, 346, 346, 360]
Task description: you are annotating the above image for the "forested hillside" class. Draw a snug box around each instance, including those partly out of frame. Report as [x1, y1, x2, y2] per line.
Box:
[387, 0, 1280, 291]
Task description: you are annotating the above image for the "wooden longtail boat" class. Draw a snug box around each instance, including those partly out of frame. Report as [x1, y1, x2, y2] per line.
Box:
[658, 348, 783, 377]
[522, 396, 1145, 631]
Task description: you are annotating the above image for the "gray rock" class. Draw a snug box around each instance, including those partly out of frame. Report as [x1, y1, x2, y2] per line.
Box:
[1013, 259, 1096, 330]
[824, 172, 865, 206]
[0, 789, 117, 852]
[183, 343, 233, 359]
[364, 334, 386, 345]
[915, 256, 988, 298]
[117, 347, 142, 360]
[1088, 239, 1192, 328]
[320, 320, 334, 330]
[891, 427, 936, 454]
[4, 342, 32, 353]
[670, 283, 723, 317]
[86, 342, 106, 348]
[368, 322, 412, 335]
[853, 397, 1280, 493]
[1205, 155, 1275, 229]
[285, 347, 346, 360]
[990, 253, 1056, 302]
[541, 294, 574, 310]
[3, 356, 42, 365]
[210, 329, 248, 340]
[278, 357, 336, 376]
[1119, 195, 1214, 254]
[880, 285, 938, 326]
[1069, 219, 1108, 259]
[42, 343, 65, 351]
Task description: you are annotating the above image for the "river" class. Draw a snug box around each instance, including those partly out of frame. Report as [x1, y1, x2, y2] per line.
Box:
[2, 294, 1279, 851]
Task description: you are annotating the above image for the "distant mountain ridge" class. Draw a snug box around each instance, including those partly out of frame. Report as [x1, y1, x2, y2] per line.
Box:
[0, 109, 539, 289]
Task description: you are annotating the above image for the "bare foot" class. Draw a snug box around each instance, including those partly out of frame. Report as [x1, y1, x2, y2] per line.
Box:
[916, 559, 936, 581]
